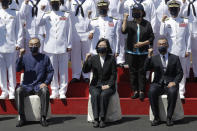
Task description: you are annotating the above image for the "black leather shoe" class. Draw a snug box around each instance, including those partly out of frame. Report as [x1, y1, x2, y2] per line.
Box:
[151, 118, 160, 126]
[84, 78, 90, 83]
[70, 78, 80, 84]
[131, 92, 139, 99]
[93, 121, 99, 128]
[16, 115, 26, 127]
[194, 77, 197, 82]
[16, 119, 26, 127]
[40, 117, 48, 127]
[139, 92, 145, 101]
[117, 63, 124, 68]
[166, 118, 174, 126]
[99, 121, 106, 128]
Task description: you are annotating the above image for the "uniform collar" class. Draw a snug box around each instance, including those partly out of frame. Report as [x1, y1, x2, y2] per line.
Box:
[171, 16, 181, 21]
[1, 8, 10, 13]
[99, 16, 108, 20]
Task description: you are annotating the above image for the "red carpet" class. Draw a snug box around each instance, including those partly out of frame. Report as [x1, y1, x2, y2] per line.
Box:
[0, 68, 197, 115]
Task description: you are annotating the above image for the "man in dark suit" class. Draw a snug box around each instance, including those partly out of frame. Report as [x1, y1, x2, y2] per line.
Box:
[144, 37, 183, 126]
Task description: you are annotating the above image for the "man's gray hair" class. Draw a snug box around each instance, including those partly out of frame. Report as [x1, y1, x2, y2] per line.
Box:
[158, 36, 169, 45]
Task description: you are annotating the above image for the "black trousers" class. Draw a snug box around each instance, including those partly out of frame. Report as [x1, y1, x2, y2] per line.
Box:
[89, 86, 115, 120]
[148, 83, 178, 119]
[127, 54, 147, 92]
[15, 86, 50, 118]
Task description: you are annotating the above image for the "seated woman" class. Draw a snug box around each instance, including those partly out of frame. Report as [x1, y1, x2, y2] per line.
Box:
[82, 38, 117, 128]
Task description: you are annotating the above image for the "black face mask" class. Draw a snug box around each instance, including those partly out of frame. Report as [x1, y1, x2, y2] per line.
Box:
[98, 9, 108, 15]
[9, 0, 12, 5]
[165, 0, 170, 4]
[169, 7, 179, 17]
[1, 0, 10, 8]
[158, 46, 168, 54]
[51, 2, 60, 11]
[96, 47, 107, 54]
[132, 12, 141, 19]
[30, 47, 39, 54]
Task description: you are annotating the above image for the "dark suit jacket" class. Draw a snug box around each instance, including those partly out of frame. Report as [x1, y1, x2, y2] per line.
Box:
[82, 54, 117, 90]
[144, 53, 183, 86]
[122, 19, 154, 53]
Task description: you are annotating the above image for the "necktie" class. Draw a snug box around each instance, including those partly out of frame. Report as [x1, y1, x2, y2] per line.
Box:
[30, 0, 41, 17]
[188, 0, 196, 17]
[60, 0, 64, 5]
[75, 0, 85, 17]
[163, 55, 167, 72]
[16, 0, 19, 5]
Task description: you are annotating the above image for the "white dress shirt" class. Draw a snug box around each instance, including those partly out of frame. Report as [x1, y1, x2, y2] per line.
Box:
[160, 53, 169, 68]
[100, 55, 105, 67]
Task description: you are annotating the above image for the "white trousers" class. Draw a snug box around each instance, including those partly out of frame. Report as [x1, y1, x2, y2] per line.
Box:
[190, 35, 197, 77]
[116, 33, 126, 64]
[185, 56, 191, 78]
[0, 52, 16, 95]
[25, 32, 45, 54]
[179, 57, 187, 97]
[47, 53, 68, 95]
[71, 40, 90, 79]
[153, 33, 160, 55]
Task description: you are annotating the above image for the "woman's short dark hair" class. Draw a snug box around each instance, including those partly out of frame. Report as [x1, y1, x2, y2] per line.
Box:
[142, 10, 146, 17]
[95, 38, 112, 54]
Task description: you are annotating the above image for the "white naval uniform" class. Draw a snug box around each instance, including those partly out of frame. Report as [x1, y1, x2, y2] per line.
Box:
[20, 0, 50, 53]
[153, 0, 169, 54]
[182, 0, 197, 77]
[38, 10, 73, 96]
[9, 0, 24, 10]
[0, 8, 23, 96]
[153, 0, 187, 55]
[90, 16, 121, 55]
[107, 0, 126, 64]
[160, 16, 191, 98]
[66, 0, 96, 79]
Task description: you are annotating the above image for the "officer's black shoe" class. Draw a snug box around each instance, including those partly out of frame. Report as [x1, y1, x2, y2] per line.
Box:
[16, 115, 26, 127]
[99, 120, 106, 128]
[16, 119, 26, 127]
[117, 63, 124, 68]
[93, 121, 99, 128]
[131, 92, 139, 99]
[40, 117, 48, 127]
[166, 118, 174, 126]
[84, 78, 90, 83]
[151, 118, 160, 126]
[70, 78, 80, 84]
[139, 92, 145, 101]
[194, 77, 197, 82]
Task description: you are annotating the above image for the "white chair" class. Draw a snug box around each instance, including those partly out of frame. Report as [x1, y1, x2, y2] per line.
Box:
[18, 73, 51, 121]
[87, 72, 122, 122]
[149, 72, 184, 121]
